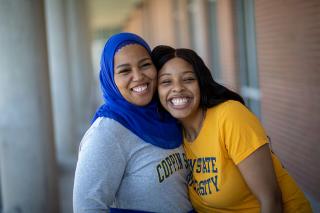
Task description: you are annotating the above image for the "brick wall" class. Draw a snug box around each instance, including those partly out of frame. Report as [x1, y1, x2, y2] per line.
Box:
[255, 0, 320, 200]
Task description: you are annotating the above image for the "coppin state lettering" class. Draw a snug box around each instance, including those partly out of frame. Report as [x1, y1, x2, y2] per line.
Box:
[156, 152, 189, 183]
[156, 153, 220, 196]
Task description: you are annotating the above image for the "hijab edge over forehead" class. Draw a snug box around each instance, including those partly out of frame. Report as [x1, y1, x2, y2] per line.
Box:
[92, 32, 182, 149]
[100, 33, 151, 101]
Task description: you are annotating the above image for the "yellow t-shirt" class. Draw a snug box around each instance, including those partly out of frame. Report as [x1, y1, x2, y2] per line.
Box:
[183, 101, 312, 213]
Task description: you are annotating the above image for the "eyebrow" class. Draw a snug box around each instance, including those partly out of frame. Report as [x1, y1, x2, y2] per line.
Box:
[159, 70, 194, 77]
[115, 57, 151, 69]
[158, 73, 171, 78]
[139, 58, 151, 64]
[183, 70, 194, 74]
[115, 64, 130, 69]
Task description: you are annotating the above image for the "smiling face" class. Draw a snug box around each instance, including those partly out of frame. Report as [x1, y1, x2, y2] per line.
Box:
[114, 44, 157, 106]
[158, 57, 201, 121]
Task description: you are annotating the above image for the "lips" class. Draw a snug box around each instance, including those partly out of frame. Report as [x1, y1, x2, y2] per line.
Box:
[131, 83, 149, 95]
[168, 96, 192, 109]
[171, 97, 189, 105]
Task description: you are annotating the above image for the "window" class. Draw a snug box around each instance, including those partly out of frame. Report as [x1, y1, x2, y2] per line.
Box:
[208, 0, 221, 80]
[235, 0, 261, 117]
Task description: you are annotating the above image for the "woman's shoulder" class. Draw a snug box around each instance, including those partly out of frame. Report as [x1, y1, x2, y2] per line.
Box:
[208, 100, 247, 117]
[207, 100, 262, 132]
[79, 117, 137, 152]
[89, 117, 132, 136]
[217, 100, 245, 110]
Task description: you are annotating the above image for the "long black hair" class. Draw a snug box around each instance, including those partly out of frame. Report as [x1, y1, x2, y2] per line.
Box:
[151, 45, 245, 109]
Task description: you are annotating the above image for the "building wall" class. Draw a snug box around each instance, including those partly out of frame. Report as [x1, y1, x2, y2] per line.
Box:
[175, 0, 191, 48]
[255, 0, 320, 201]
[123, 0, 176, 48]
[123, 6, 144, 36]
[141, 0, 153, 45]
[188, 0, 211, 66]
[146, 0, 176, 47]
[216, 0, 240, 91]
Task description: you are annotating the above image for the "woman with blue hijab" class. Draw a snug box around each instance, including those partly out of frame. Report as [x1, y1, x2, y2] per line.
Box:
[73, 32, 193, 213]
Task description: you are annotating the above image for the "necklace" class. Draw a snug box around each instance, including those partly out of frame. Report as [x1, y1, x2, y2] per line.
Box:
[184, 108, 207, 142]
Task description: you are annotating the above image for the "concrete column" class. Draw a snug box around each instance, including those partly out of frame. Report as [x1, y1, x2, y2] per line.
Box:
[66, 0, 95, 144]
[123, 7, 144, 36]
[190, 0, 211, 66]
[216, 0, 239, 90]
[175, 0, 191, 48]
[0, 1, 59, 213]
[147, 0, 176, 47]
[45, 0, 76, 161]
[141, 0, 153, 44]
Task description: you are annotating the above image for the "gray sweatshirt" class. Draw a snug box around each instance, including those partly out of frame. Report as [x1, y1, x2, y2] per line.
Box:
[73, 117, 193, 213]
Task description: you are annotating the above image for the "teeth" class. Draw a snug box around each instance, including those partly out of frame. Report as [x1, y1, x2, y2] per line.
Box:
[171, 97, 189, 106]
[132, 84, 147, 93]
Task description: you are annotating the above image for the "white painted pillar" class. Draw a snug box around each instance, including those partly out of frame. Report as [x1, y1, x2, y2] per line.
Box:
[45, 0, 77, 161]
[0, 1, 59, 212]
[66, 0, 95, 144]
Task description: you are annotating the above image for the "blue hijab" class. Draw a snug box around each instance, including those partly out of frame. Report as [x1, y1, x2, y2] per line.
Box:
[92, 32, 182, 149]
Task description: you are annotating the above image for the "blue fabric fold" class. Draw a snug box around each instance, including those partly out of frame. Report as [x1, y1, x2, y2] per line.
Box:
[92, 32, 182, 149]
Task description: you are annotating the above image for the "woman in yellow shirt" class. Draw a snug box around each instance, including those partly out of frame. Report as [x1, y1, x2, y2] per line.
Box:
[152, 45, 312, 213]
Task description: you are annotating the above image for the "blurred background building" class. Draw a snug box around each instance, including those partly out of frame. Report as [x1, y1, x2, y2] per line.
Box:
[0, 0, 319, 212]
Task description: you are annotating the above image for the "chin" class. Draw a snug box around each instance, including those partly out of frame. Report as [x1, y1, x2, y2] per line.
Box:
[168, 110, 189, 120]
[134, 97, 153, 106]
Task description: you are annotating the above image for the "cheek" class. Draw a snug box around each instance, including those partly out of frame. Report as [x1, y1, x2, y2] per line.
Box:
[192, 83, 201, 98]
[194, 87, 201, 105]
[149, 69, 157, 81]
[157, 88, 167, 104]
[114, 76, 121, 89]
[114, 76, 128, 94]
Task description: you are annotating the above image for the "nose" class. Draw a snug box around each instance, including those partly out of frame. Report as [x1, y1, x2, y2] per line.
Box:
[132, 68, 143, 81]
[172, 81, 184, 93]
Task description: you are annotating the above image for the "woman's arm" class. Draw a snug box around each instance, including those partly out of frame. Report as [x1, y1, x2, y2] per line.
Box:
[73, 121, 127, 212]
[237, 144, 282, 213]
